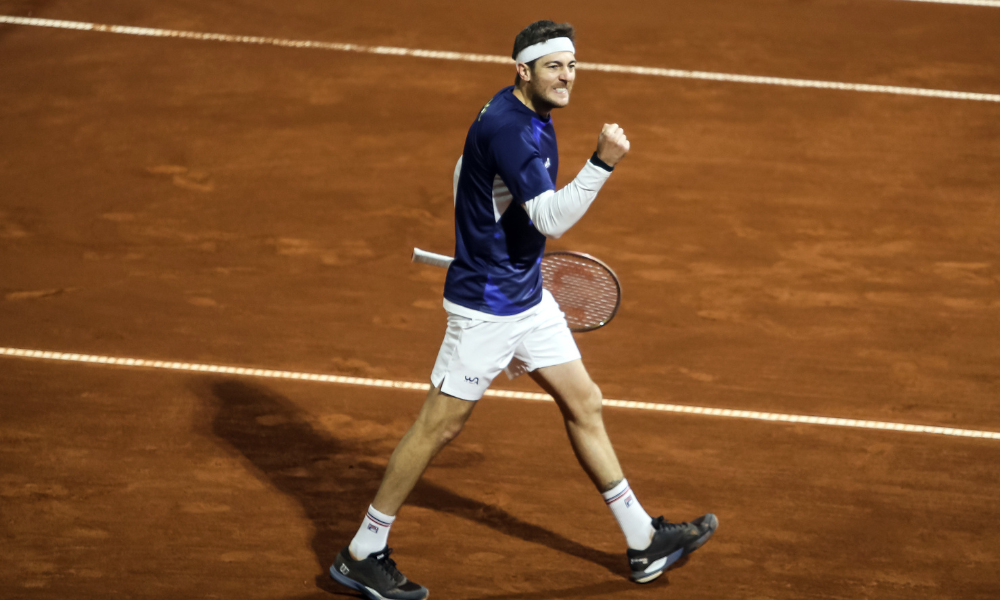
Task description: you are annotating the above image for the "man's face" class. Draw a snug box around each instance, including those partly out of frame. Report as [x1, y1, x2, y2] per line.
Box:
[525, 51, 576, 109]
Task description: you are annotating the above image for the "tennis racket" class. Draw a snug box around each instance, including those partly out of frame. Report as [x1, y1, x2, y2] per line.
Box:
[412, 248, 622, 332]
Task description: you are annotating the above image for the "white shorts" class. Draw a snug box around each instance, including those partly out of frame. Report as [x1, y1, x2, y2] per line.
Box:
[430, 290, 581, 401]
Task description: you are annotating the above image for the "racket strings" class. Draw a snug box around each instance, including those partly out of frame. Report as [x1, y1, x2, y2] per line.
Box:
[541, 254, 620, 331]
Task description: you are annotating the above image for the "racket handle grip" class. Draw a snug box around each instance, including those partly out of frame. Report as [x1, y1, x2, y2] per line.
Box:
[412, 248, 454, 268]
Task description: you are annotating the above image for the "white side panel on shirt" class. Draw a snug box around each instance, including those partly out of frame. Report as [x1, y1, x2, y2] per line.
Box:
[453, 155, 463, 206]
[453, 155, 512, 223]
[492, 175, 513, 222]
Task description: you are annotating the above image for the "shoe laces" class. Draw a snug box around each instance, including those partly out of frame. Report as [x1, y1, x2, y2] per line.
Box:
[652, 515, 689, 533]
[372, 548, 404, 582]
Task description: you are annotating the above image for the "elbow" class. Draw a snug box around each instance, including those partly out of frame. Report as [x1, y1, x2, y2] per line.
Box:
[534, 221, 565, 239]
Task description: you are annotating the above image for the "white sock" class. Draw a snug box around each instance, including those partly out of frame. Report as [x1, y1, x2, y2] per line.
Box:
[348, 505, 395, 559]
[602, 479, 655, 550]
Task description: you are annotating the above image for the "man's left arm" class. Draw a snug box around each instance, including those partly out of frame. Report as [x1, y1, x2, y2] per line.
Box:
[523, 123, 629, 239]
[522, 156, 612, 239]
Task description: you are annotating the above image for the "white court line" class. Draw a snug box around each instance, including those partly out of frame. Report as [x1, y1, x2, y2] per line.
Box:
[2, 346, 999, 441]
[894, 0, 1000, 7]
[1, 16, 998, 103]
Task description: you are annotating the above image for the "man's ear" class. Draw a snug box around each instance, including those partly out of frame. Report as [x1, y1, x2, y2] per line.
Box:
[516, 63, 531, 83]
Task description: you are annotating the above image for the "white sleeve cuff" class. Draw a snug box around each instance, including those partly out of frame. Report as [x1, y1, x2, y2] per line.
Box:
[523, 159, 612, 238]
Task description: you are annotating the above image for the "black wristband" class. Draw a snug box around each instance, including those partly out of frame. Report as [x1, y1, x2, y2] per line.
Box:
[589, 152, 614, 172]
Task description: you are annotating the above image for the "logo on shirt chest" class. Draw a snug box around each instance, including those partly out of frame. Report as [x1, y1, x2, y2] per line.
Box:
[544, 157, 551, 169]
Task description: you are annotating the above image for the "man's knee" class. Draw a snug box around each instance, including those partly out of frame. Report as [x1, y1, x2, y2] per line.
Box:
[566, 382, 604, 424]
[434, 413, 467, 445]
[415, 391, 475, 447]
[584, 382, 604, 416]
[410, 412, 465, 449]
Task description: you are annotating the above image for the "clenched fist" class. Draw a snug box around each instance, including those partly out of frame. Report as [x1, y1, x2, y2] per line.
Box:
[595, 123, 630, 167]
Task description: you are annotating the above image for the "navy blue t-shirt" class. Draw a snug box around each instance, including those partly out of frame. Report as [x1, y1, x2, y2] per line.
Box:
[444, 86, 559, 317]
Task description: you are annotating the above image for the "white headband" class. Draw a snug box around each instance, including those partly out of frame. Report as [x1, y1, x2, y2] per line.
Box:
[515, 37, 576, 64]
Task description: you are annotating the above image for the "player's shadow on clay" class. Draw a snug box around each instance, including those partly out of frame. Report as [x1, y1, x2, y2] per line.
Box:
[201, 379, 633, 597]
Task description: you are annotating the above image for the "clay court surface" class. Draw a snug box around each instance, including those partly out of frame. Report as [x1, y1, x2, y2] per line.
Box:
[2, 1, 1000, 598]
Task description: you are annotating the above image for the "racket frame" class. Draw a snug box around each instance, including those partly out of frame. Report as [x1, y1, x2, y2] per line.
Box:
[541, 250, 622, 332]
[411, 247, 622, 332]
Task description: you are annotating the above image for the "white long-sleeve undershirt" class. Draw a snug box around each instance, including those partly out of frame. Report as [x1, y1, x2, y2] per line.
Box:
[522, 158, 613, 239]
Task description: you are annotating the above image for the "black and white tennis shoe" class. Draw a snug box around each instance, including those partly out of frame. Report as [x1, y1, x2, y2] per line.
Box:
[330, 545, 428, 600]
[627, 513, 718, 583]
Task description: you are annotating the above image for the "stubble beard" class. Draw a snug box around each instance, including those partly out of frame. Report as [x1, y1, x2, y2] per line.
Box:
[530, 80, 571, 114]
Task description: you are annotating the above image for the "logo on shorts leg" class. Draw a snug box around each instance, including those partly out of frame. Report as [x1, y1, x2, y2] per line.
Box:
[464, 376, 480, 385]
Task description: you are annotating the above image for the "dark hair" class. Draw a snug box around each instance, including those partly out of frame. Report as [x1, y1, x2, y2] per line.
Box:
[512, 20, 576, 61]
[512, 20, 575, 84]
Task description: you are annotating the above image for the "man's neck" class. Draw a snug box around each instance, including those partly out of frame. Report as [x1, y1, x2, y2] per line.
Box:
[512, 86, 551, 119]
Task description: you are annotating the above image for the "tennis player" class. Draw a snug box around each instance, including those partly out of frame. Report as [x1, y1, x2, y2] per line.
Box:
[330, 20, 717, 600]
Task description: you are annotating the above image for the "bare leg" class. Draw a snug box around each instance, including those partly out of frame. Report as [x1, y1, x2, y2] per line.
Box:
[370, 384, 477, 516]
[529, 359, 624, 492]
